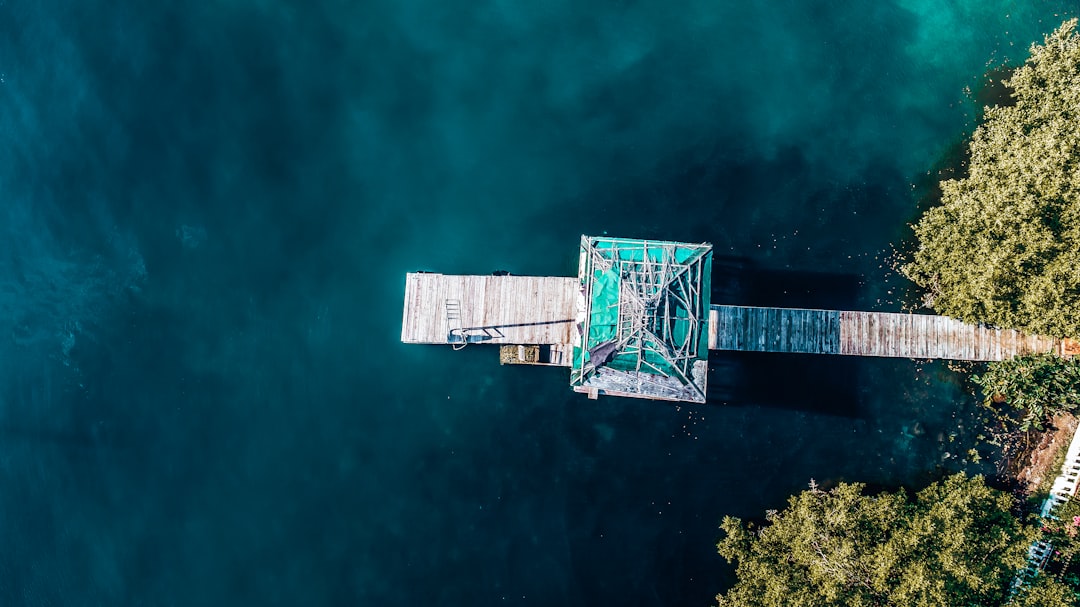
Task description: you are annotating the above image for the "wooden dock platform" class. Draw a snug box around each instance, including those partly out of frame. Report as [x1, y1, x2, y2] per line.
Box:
[708, 305, 1066, 361]
[400, 273, 579, 346]
[400, 235, 1080, 404]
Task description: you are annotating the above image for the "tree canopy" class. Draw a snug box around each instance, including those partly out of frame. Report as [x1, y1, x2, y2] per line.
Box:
[1013, 574, 1079, 607]
[972, 352, 1080, 430]
[714, 473, 1069, 607]
[903, 19, 1080, 337]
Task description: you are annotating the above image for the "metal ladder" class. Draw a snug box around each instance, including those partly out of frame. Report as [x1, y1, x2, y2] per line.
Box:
[445, 299, 467, 350]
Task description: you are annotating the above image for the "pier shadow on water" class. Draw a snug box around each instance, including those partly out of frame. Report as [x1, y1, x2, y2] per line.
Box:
[711, 255, 861, 309]
[707, 351, 861, 418]
[707, 256, 863, 417]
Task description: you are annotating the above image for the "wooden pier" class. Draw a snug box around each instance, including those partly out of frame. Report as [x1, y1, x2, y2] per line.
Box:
[402, 235, 1077, 403]
[708, 305, 1068, 361]
[400, 273, 579, 347]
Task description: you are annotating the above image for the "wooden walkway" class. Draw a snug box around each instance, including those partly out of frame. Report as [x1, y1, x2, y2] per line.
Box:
[400, 273, 579, 346]
[708, 305, 1066, 361]
[402, 273, 1072, 363]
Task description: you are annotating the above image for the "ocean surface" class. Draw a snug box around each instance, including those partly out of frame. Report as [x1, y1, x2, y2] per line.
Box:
[1, 1, 1075, 605]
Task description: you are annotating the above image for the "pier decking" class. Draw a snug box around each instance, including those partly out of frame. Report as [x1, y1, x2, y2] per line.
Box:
[402, 235, 1076, 403]
[708, 305, 1065, 361]
[400, 273, 578, 346]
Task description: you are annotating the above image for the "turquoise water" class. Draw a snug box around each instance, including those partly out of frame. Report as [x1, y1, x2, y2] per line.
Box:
[1, 1, 1075, 604]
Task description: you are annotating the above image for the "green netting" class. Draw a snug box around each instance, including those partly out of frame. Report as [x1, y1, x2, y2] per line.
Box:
[603, 336, 674, 374]
[571, 236, 713, 387]
[588, 267, 619, 346]
[671, 302, 690, 346]
[593, 237, 699, 265]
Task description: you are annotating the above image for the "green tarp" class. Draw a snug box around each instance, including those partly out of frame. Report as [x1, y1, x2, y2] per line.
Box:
[572, 236, 712, 386]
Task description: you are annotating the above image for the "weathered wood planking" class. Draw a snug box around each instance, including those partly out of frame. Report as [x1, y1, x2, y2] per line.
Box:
[838, 311, 1061, 360]
[401, 273, 579, 345]
[709, 305, 1064, 361]
[709, 305, 841, 354]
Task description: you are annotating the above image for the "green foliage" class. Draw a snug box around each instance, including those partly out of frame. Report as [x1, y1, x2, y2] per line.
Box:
[903, 19, 1080, 337]
[972, 353, 1080, 431]
[1059, 497, 1080, 531]
[716, 473, 1039, 607]
[1012, 573, 1079, 607]
[1042, 498, 1080, 562]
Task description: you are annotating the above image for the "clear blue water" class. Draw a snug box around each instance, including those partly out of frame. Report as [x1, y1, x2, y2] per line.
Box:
[1, 1, 1075, 605]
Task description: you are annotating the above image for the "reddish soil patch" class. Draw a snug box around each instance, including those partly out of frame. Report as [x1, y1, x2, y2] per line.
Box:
[1015, 413, 1079, 493]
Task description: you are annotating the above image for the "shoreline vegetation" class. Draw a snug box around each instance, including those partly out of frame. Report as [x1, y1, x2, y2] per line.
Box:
[1007, 413, 1077, 498]
[715, 18, 1080, 606]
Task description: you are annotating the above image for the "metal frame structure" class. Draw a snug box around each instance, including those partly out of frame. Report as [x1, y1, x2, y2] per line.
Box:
[573, 236, 712, 402]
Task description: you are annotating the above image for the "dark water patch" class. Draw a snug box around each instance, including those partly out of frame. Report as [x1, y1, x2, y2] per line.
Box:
[711, 257, 862, 310]
[708, 352, 862, 418]
[976, 64, 1022, 111]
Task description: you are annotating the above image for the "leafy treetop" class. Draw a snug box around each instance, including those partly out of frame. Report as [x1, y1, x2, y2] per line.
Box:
[904, 19, 1080, 337]
[972, 352, 1080, 431]
[715, 473, 1073, 607]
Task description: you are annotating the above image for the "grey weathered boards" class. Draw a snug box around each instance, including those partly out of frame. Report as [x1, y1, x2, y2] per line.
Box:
[708, 305, 1064, 361]
[401, 273, 578, 346]
[708, 306, 841, 354]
